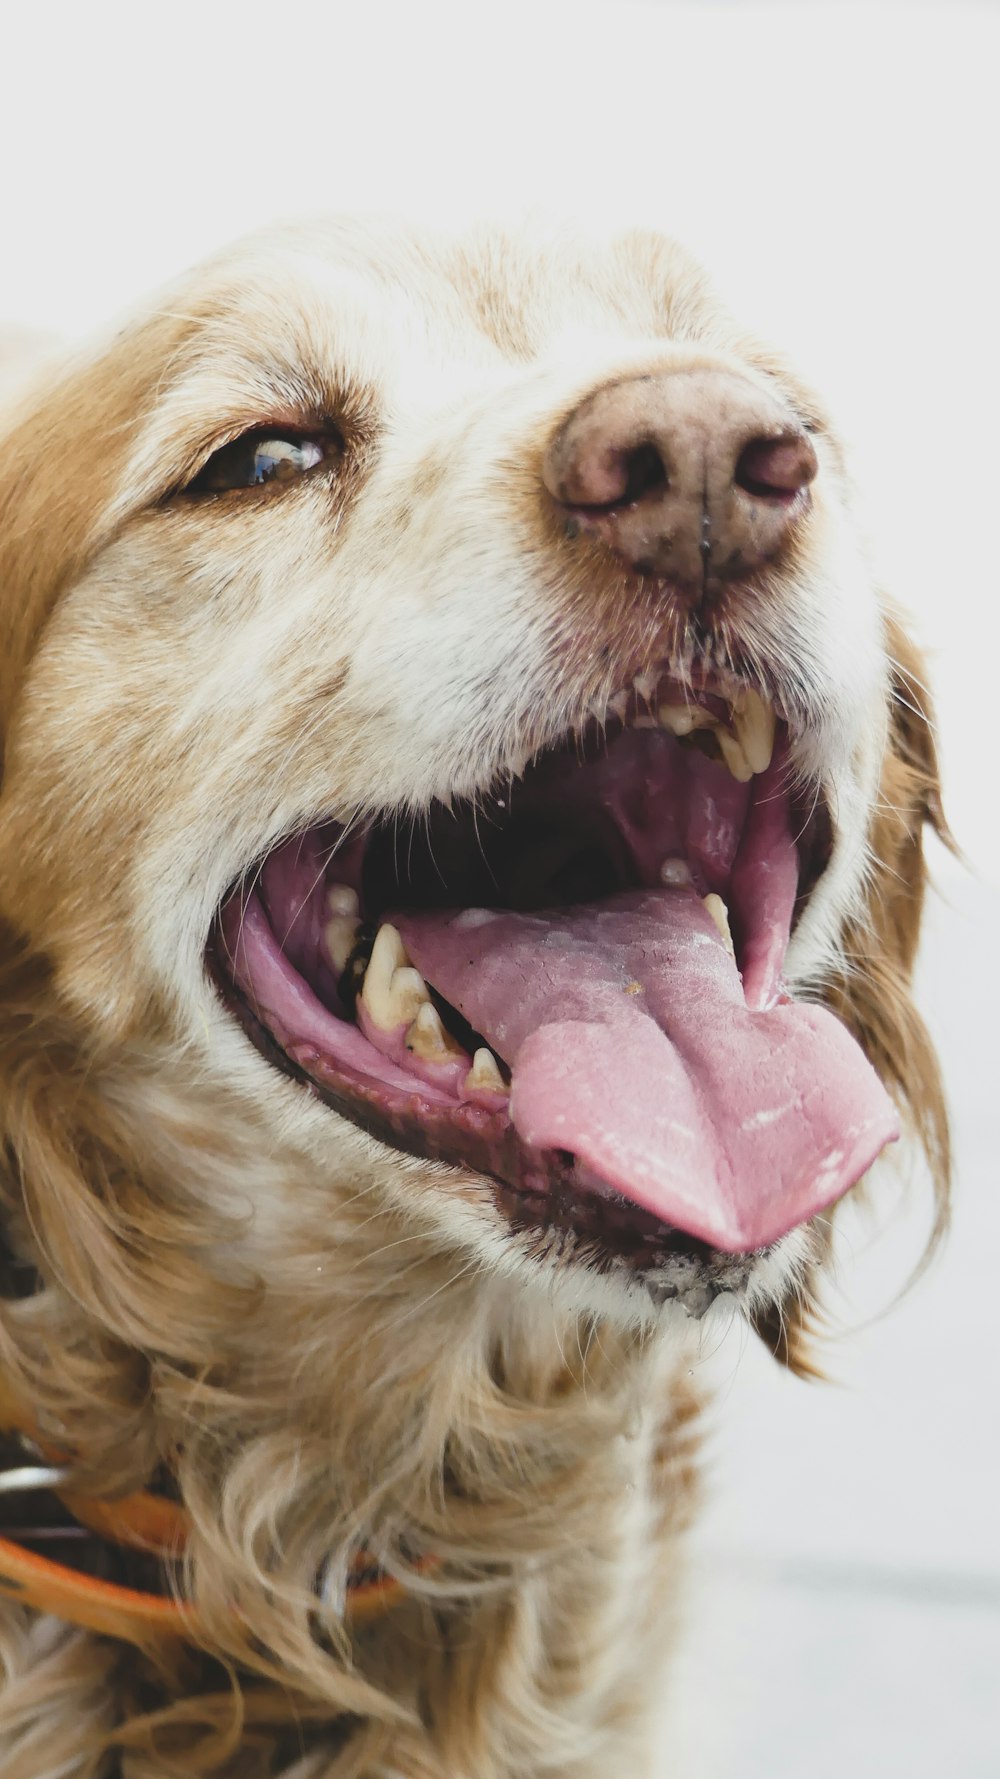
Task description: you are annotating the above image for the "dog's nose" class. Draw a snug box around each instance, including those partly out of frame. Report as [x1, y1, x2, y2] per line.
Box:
[542, 368, 817, 588]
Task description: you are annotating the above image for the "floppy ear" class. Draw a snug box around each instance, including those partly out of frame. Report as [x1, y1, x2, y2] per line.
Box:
[0, 311, 237, 1434]
[754, 609, 953, 1374]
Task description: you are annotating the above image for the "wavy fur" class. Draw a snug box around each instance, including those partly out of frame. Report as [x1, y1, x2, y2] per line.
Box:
[0, 221, 946, 1776]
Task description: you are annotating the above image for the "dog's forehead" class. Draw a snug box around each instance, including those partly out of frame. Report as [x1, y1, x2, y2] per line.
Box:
[187, 216, 717, 388]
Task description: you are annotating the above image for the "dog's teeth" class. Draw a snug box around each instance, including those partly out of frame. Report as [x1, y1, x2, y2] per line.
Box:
[732, 689, 776, 775]
[390, 966, 433, 1027]
[659, 857, 693, 886]
[367, 921, 407, 983]
[324, 885, 362, 969]
[657, 703, 694, 736]
[608, 691, 629, 720]
[657, 702, 710, 737]
[703, 893, 736, 958]
[327, 883, 360, 918]
[360, 923, 412, 1030]
[406, 1001, 465, 1063]
[715, 727, 754, 783]
[465, 1047, 508, 1096]
[633, 672, 657, 702]
[325, 914, 361, 973]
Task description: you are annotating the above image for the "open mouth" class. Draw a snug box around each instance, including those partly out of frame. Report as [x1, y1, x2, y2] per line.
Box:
[212, 665, 898, 1276]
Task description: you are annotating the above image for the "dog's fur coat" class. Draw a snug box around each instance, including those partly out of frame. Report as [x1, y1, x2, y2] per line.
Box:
[0, 220, 948, 1778]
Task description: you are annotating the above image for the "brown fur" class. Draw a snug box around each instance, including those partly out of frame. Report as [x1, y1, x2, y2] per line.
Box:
[753, 613, 951, 1376]
[0, 221, 947, 1777]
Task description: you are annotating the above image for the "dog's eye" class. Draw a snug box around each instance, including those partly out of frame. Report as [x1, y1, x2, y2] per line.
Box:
[188, 430, 334, 494]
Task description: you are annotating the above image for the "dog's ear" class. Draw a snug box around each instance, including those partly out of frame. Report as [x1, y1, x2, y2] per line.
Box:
[833, 610, 952, 1189]
[0, 312, 230, 1392]
[754, 610, 953, 1375]
[0, 310, 197, 766]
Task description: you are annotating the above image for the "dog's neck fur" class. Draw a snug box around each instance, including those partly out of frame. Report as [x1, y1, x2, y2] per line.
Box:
[0, 1228, 702, 1777]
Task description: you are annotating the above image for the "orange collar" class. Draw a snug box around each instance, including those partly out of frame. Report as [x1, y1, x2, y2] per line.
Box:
[0, 1375, 416, 1649]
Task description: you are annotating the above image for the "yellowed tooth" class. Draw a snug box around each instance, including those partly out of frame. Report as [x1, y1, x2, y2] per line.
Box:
[360, 923, 410, 1030]
[465, 1047, 508, 1096]
[360, 936, 432, 1031]
[367, 921, 407, 984]
[732, 688, 776, 776]
[326, 883, 359, 919]
[703, 893, 736, 958]
[657, 703, 696, 736]
[389, 966, 432, 1027]
[325, 914, 361, 973]
[406, 1000, 466, 1064]
[325, 885, 362, 969]
[715, 726, 754, 782]
[657, 702, 715, 737]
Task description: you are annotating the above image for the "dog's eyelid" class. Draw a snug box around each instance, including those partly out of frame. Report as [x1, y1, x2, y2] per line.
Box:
[179, 419, 345, 497]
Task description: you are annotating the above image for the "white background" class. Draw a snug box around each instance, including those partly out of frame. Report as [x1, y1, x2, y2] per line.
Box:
[2, 3, 997, 1773]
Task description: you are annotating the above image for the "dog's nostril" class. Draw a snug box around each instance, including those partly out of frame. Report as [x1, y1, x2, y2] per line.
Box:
[544, 369, 818, 586]
[734, 433, 818, 502]
[620, 441, 668, 507]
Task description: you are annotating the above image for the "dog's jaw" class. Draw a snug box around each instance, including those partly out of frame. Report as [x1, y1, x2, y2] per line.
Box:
[206, 641, 898, 1318]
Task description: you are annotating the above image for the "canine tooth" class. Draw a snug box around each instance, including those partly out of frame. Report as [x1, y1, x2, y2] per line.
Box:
[368, 921, 407, 980]
[325, 915, 361, 973]
[659, 857, 692, 886]
[703, 893, 736, 958]
[732, 689, 776, 775]
[326, 883, 359, 918]
[406, 1001, 465, 1063]
[633, 672, 657, 702]
[465, 1047, 508, 1096]
[360, 923, 411, 1029]
[715, 727, 754, 782]
[608, 691, 629, 720]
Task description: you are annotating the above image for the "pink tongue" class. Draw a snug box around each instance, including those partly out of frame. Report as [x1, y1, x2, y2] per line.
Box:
[394, 889, 898, 1254]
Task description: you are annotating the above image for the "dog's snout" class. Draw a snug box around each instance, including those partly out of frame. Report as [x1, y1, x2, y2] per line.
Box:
[542, 368, 817, 587]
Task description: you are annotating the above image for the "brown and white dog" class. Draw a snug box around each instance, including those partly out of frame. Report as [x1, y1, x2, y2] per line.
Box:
[0, 219, 948, 1779]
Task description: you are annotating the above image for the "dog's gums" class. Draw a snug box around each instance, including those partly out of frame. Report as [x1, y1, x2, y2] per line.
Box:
[214, 662, 898, 1263]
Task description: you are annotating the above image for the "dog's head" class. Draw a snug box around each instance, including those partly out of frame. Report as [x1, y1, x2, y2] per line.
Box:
[0, 219, 948, 1364]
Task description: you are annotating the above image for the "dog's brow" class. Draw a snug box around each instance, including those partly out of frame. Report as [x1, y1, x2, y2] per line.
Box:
[124, 345, 382, 507]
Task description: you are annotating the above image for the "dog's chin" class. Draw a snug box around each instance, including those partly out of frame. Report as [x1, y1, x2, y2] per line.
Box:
[396, 1165, 819, 1332]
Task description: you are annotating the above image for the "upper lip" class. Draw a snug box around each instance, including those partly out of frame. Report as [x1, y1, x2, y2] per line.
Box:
[581, 663, 782, 783]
